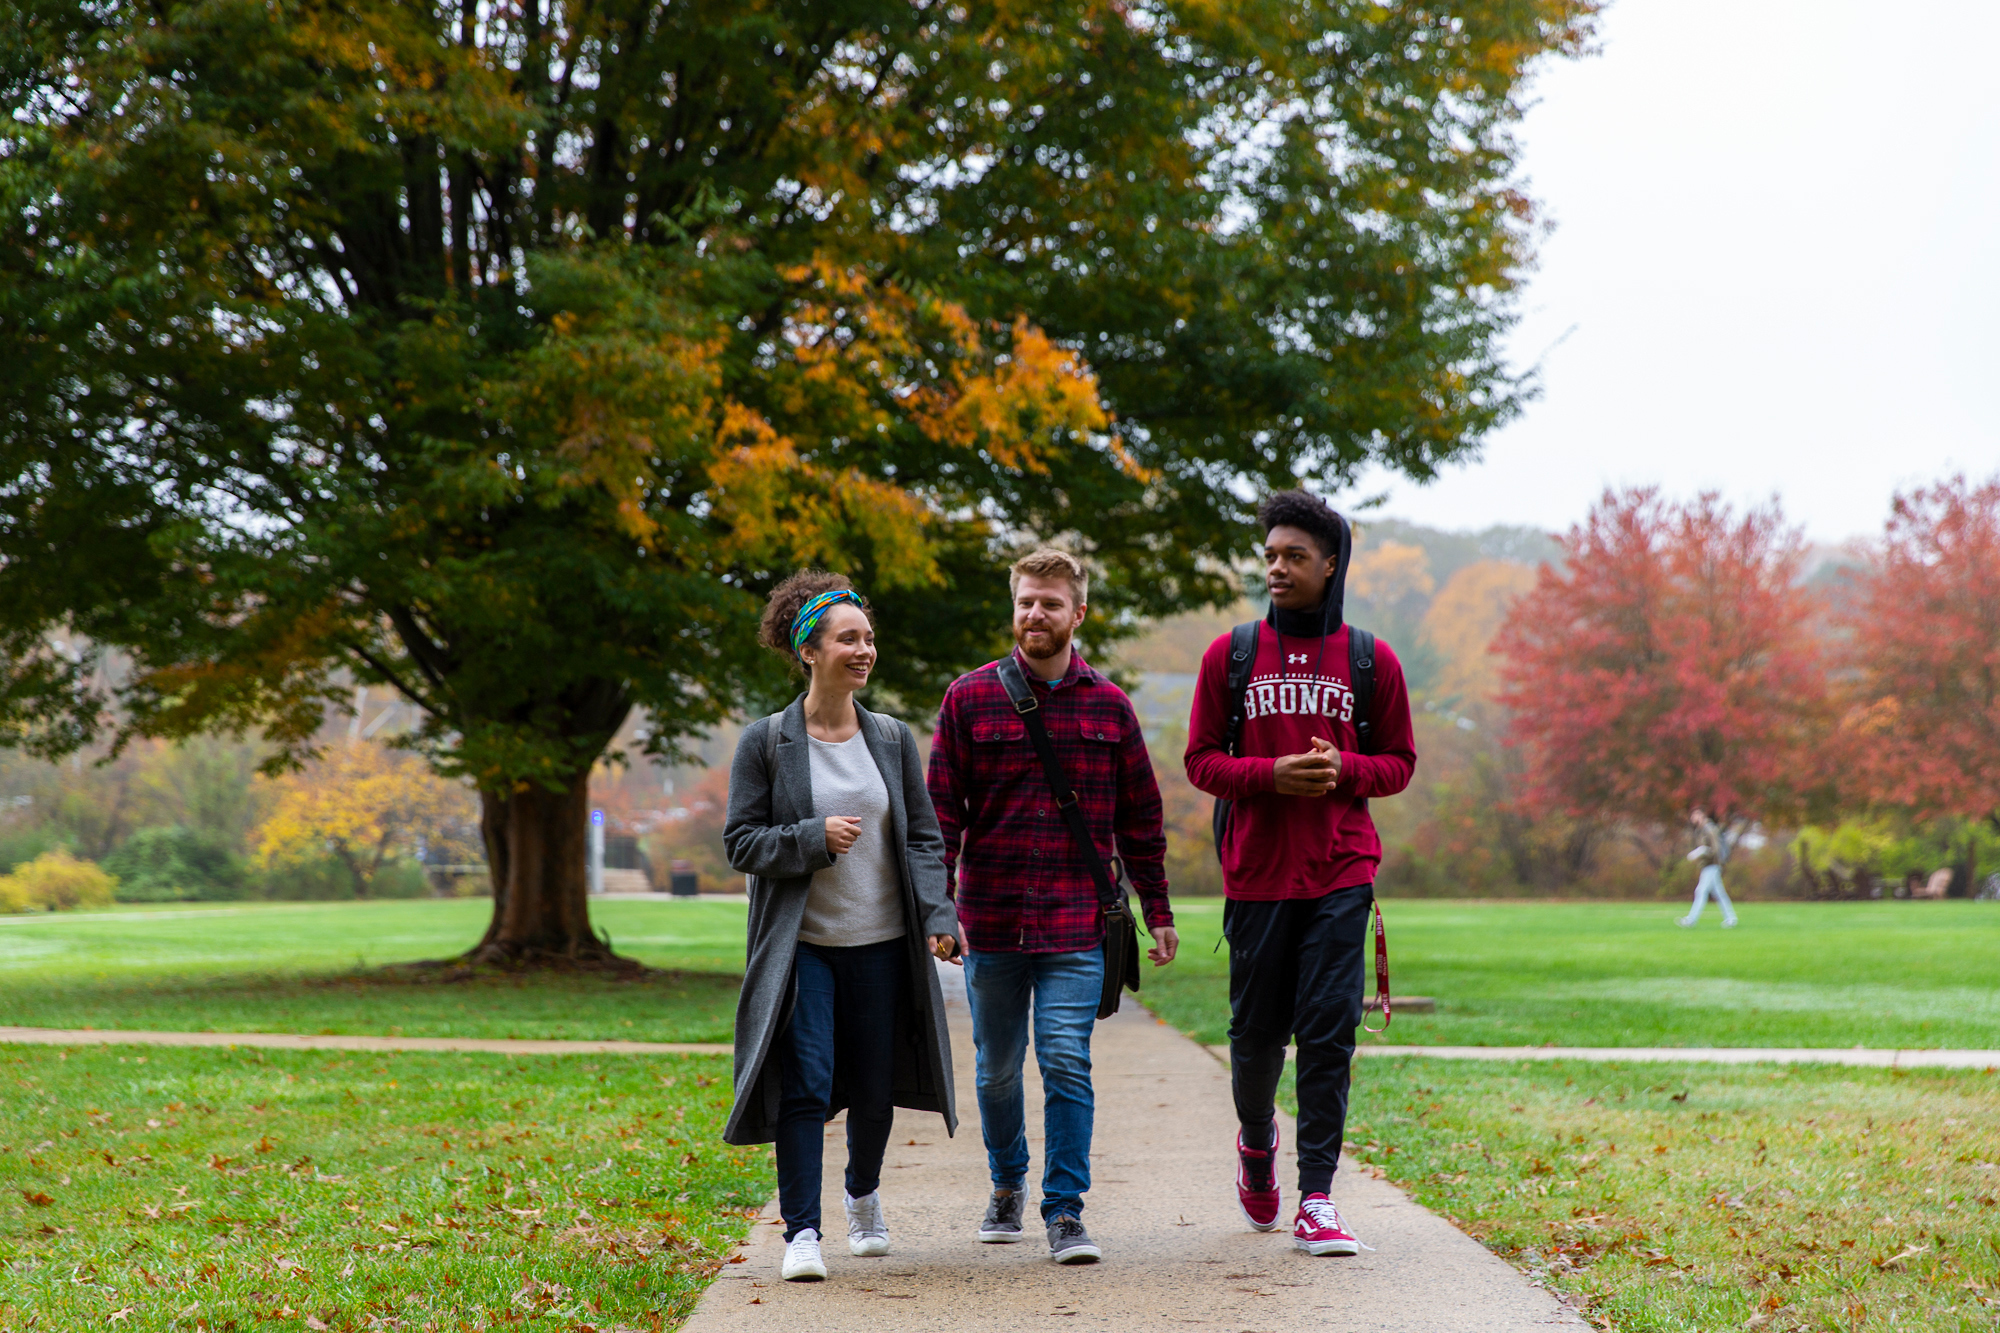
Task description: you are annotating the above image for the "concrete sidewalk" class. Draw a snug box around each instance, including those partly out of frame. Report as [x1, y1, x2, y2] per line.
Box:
[3, 1023, 1990, 1070]
[684, 965, 1584, 1333]
[1349, 1043, 2000, 1070]
[0, 1025, 731, 1057]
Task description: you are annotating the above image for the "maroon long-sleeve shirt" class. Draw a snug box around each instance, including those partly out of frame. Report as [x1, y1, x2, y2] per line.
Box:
[927, 649, 1173, 953]
[1183, 622, 1417, 899]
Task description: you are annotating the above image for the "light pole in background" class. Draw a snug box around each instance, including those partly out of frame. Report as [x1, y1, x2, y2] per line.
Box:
[588, 808, 605, 896]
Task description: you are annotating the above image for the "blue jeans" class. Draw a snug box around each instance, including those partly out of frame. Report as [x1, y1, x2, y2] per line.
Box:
[963, 946, 1103, 1223]
[1686, 865, 1738, 925]
[774, 938, 906, 1241]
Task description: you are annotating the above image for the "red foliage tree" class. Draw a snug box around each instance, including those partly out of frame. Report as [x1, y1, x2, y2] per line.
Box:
[1836, 475, 2000, 822]
[1494, 489, 1831, 827]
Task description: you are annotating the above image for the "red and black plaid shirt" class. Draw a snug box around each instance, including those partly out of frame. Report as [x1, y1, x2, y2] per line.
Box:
[926, 648, 1172, 954]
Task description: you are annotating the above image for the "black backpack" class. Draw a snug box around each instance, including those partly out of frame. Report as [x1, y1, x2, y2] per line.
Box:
[1209, 621, 1378, 856]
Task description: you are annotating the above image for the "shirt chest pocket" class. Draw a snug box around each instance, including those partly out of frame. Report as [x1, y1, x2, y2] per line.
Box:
[970, 718, 1026, 745]
[1072, 718, 1122, 786]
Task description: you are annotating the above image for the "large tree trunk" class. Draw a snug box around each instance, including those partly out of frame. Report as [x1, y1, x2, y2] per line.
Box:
[464, 774, 631, 969]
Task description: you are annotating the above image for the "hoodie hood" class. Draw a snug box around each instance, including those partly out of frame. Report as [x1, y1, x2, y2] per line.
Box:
[1268, 510, 1353, 639]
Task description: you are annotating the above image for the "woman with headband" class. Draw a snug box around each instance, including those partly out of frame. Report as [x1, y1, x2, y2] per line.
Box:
[720, 571, 961, 1282]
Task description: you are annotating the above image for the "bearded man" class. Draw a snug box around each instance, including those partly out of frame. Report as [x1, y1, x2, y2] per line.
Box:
[926, 547, 1178, 1265]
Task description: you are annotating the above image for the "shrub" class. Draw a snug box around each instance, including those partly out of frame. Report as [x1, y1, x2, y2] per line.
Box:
[0, 850, 117, 912]
[369, 859, 431, 899]
[0, 827, 63, 876]
[255, 853, 432, 900]
[103, 826, 247, 902]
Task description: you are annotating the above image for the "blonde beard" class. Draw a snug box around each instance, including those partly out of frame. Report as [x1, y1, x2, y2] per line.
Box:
[1014, 625, 1073, 661]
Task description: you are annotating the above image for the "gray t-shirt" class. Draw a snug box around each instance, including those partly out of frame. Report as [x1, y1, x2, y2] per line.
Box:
[798, 730, 905, 948]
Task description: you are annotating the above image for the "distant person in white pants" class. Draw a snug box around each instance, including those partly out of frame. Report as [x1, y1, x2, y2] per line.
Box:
[1682, 808, 1740, 928]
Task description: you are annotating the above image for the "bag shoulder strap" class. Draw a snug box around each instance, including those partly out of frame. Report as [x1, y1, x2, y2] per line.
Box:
[993, 658, 1122, 913]
[1220, 621, 1261, 758]
[1348, 626, 1378, 757]
[761, 709, 785, 774]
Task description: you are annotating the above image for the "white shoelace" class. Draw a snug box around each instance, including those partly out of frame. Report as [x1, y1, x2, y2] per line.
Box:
[787, 1228, 821, 1257]
[1299, 1197, 1348, 1231]
[1299, 1198, 1375, 1251]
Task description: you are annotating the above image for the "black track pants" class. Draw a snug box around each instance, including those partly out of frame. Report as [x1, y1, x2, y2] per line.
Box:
[1225, 886, 1374, 1196]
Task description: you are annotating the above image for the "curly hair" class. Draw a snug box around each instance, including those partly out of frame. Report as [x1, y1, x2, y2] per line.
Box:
[757, 570, 872, 671]
[1257, 489, 1343, 558]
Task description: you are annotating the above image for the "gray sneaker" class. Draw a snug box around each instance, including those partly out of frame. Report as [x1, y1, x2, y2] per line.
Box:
[1047, 1214, 1101, 1264]
[845, 1189, 889, 1257]
[978, 1188, 1024, 1243]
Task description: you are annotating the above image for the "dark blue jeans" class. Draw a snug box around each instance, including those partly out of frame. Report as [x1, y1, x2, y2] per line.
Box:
[963, 945, 1103, 1223]
[774, 937, 906, 1241]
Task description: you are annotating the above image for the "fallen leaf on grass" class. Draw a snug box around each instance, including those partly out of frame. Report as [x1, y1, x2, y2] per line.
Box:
[1877, 1243, 1928, 1270]
[21, 1191, 53, 1206]
[306, 1319, 330, 1331]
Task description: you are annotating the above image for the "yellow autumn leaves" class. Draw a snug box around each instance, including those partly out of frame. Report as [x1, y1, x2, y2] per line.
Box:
[518, 250, 1119, 595]
[253, 744, 478, 897]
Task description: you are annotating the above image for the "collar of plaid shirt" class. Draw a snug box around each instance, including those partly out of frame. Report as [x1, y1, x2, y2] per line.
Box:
[928, 646, 1172, 954]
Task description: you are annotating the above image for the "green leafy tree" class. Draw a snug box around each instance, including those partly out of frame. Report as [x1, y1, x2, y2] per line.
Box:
[2, 0, 1595, 965]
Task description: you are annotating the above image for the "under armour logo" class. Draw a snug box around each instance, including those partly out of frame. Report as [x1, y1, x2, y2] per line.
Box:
[1287, 653, 1309, 665]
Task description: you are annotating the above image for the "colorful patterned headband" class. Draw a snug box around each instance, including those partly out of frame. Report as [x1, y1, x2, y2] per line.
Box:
[789, 589, 864, 660]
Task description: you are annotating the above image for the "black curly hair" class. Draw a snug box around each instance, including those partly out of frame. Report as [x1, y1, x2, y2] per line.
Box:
[1257, 489, 1343, 558]
[757, 570, 872, 673]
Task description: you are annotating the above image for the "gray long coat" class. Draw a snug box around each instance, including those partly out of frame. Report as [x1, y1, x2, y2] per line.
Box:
[720, 697, 960, 1146]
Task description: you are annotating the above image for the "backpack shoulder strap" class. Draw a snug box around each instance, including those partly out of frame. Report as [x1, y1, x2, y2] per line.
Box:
[1348, 627, 1377, 757]
[1220, 621, 1260, 757]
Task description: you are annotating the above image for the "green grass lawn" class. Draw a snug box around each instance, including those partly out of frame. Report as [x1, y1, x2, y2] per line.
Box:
[13, 898, 2000, 1050]
[0, 1043, 772, 1332]
[1338, 1059, 2000, 1333]
[1139, 900, 2000, 1332]
[7, 897, 1999, 1332]
[0, 899, 750, 1042]
[1147, 899, 2000, 1051]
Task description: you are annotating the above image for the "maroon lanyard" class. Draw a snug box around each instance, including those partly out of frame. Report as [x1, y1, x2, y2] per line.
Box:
[1360, 900, 1391, 1034]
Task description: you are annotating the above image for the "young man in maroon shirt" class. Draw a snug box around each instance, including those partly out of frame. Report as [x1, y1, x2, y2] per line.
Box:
[1183, 491, 1416, 1256]
[928, 549, 1178, 1265]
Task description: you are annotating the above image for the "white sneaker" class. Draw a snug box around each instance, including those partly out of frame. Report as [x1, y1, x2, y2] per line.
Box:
[1677, 917, 1697, 928]
[845, 1190, 890, 1257]
[781, 1227, 827, 1281]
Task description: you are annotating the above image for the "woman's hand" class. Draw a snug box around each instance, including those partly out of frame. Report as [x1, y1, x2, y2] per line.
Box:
[823, 816, 862, 856]
[927, 934, 962, 965]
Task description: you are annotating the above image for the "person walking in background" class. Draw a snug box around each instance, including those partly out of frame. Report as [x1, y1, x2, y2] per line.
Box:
[1682, 808, 1741, 928]
[927, 548, 1178, 1266]
[1184, 490, 1416, 1257]
[722, 572, 962, 1283]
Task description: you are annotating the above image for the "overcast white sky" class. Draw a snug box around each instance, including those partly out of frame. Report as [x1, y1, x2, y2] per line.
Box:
[1349, 0, 2000, 544]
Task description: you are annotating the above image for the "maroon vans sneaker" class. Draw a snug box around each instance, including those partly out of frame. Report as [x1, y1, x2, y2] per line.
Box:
[1235, 1127, 1282, 1232]
[1293, 1193, 1360, 1256]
